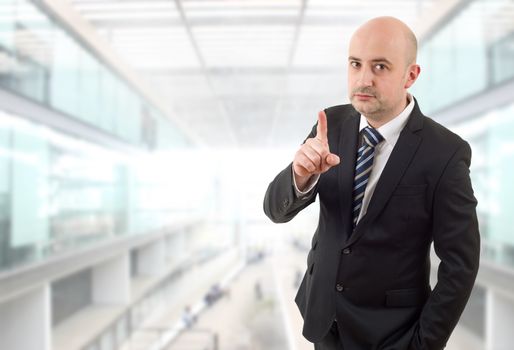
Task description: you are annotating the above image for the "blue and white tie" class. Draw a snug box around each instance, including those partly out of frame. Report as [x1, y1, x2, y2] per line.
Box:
[352, 126, 384, 228]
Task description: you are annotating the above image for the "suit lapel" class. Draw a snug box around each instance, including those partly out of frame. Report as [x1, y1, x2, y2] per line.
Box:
[336, 109, 360, 242]
[343, 102, 424, 247]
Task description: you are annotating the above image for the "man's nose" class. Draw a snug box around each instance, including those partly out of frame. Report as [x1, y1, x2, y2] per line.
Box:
[357, 67, 373, 87]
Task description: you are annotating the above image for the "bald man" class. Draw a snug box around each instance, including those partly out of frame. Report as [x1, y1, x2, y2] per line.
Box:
[264, 17, 480, 350]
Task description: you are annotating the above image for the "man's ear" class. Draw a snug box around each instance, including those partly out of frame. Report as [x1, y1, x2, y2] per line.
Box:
[404, 64, 421, 89]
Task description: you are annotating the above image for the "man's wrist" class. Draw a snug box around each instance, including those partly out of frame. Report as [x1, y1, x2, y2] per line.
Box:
[294, 173, 313, 192]
[292, 168, 319, 197]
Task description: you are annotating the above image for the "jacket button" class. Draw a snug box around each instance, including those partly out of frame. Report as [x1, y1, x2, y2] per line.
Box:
[336, 283, 345, 292]
[342, 248, 351, 255]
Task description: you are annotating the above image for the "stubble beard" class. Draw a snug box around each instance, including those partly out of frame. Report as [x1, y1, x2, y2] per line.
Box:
[351, 96, 387, 121]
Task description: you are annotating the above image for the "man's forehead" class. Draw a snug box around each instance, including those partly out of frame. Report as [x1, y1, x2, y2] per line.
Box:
[349, 36, 404, 64]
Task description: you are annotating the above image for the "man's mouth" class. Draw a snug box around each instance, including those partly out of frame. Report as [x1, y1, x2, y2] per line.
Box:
[354, 94, 374, 100]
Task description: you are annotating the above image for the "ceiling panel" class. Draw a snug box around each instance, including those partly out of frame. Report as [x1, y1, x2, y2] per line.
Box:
[69, 0, 437, 148]
[193, 25, 295, 68]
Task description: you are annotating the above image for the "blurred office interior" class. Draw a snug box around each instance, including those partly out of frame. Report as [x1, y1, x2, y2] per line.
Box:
[0, 0, 513, 349]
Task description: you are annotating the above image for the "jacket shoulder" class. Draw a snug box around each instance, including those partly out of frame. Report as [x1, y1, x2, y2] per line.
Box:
[323, 104, 357, 126]
[421, 116, 468, 150]
[324, 104, 356, 118]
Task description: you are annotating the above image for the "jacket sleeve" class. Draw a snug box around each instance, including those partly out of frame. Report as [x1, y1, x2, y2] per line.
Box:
[410, 141, 481, 350]
[263, 124, 319, 223]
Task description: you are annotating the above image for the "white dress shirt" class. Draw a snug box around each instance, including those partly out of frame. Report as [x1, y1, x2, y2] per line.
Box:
[293, 94, 415, 224]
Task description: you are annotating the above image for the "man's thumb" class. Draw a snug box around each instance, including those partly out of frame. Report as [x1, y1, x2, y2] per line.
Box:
[326, 153, 340, 166]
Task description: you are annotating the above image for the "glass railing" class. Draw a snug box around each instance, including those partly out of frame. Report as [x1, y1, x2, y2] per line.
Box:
[0, 0, 188, 149]
[412, 0, 514, 114]
[0, 109, 205, 273]
[450, 100, 514, 271]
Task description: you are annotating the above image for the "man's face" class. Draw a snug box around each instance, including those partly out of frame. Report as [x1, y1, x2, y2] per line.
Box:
[347, 31, 411, 121]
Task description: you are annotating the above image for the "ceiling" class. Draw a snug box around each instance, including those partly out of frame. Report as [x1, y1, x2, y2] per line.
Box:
[68, 0, 437, 148]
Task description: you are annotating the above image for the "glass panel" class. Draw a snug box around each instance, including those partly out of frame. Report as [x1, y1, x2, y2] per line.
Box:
[50, 30, 79, 116]
[485, 107, 514, 254]
[48, 136, 124, 250]
[0, 0, 16, 89]
[0, 0, 193, 273]
[0, 110, 152, 271]
[452, 4, 487, 102]
[452, 101, 514, 269]
[413, 0, 513, 114]
[490, 31, 514, 85]
[0, 0, 16, 51]
[77, 50, 100, 125]
[0, 118, 10, 269]
[11, 0, 52, 102]
[10, 118, 49, 256]
[98, 67, 117, 133]
[0, 0, 189, 147]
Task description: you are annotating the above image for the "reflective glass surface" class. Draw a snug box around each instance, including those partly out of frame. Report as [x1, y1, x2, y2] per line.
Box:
[0, 0, 188, 149]
[0, 110, 202, 272]
[413, 0, 514, 114]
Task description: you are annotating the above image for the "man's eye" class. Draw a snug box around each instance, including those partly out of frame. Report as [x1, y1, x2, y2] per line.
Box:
[375, 64, 386, 70]
[350, 61, 360, 68]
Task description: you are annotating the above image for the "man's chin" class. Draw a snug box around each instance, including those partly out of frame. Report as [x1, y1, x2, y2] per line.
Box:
[351, 100, 378, 116]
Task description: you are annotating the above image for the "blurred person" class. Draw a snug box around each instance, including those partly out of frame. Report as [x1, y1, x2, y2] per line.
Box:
[255, 280, 263, 300]
[263, 16, 480, 350]
[182, 305, 197, 329]
[204, 283, 224, 306]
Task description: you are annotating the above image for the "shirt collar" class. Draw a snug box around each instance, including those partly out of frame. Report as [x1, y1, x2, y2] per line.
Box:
[358, 93, 415, 147]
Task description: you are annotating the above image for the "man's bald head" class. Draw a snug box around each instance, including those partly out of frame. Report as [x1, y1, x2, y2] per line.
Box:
[351, 16, 418, 67]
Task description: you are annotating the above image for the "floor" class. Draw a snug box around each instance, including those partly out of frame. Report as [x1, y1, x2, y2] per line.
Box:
[123, 241, 482, 350]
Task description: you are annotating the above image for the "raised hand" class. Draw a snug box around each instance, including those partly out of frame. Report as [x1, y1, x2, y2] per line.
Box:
[293, 110, 340, 190]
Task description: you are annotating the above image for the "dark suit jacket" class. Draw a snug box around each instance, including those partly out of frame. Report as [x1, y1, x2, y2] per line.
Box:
[263, 100, 480, 350]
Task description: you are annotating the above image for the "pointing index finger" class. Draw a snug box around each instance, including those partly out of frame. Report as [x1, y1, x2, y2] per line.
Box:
[316, 110, 328, 142]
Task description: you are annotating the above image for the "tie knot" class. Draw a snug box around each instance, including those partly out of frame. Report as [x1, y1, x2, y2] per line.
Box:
[362, 126, 384, 147]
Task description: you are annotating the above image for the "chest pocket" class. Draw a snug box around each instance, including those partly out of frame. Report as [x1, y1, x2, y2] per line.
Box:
[388, 184, 429, 232]
[392, 184, 427, 196]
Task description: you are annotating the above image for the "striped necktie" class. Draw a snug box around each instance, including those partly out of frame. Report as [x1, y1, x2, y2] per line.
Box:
[352, 126, 384, 228]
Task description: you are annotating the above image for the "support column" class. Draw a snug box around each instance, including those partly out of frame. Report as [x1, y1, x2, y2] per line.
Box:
[166, 229, 187, 265]
[0, 285, 51, 350]
[137, 239, 166, 276]
[92, 253, 130, 304]
[486, 288, 514, 350]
